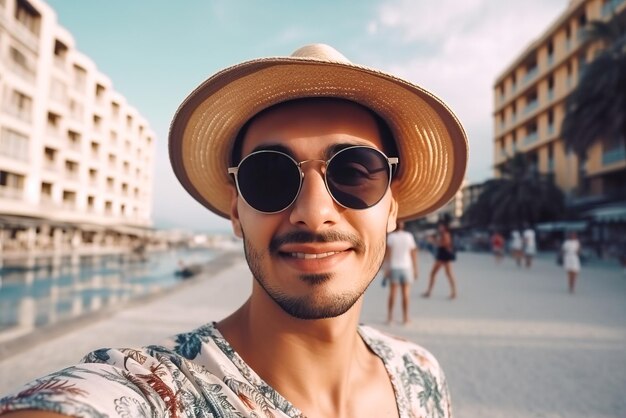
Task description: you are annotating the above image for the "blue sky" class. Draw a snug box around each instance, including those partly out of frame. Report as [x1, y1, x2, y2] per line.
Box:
[46, 0, 566, 233]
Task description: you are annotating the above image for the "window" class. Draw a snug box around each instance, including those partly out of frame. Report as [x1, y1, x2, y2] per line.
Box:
[547, 76, 555, 101]
[524, 123, 538, 145]
[126, 114, 133, 128]
[15, 0, 41, 36]
[67, 130, 81, 150]
[93, 114, 102, 131]
[90, 141, 100, 157]
[106, 176, 114, 191]
[8, 46, 35, 81]
[41, 182, 52, 198]
[87, 195, 95, 210]
[48, 112, 61, 129]
[89, 168, 98, 185]
[95, 84, 105, 100]
[111, 102, 120, 119]
[0, 170, 25, 199]
[546, 41, 554, 66]
[547, 110, 555, 135]
[6, 90, 32, 122]
[0, 128, 29, 161]
[62, 190, 76, 208]
[108, 153, 116, 166]
[73, 64, 87, 91]
[65, 160, 78, 179]
[104, 200, 113, 214]
[43, 147, 56, 169]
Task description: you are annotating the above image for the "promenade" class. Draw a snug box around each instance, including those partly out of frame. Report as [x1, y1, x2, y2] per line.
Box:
[0, 248, 624, 417]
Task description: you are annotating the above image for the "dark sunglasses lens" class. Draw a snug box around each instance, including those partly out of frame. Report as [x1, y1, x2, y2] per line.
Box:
[327, 148, 390, 209]
[237, 152, 301, 212]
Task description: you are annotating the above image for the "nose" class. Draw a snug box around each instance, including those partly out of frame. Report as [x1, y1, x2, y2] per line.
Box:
[289, 162, 341, 230]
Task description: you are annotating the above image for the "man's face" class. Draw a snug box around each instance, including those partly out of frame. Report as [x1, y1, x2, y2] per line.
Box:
[229, 100, 398, 320]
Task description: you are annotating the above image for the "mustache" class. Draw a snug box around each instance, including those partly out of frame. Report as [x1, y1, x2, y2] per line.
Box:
[269, 230, 365, 254]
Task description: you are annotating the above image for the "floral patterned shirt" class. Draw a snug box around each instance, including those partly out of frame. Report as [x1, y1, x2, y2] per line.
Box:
[0, 323, 451, 417]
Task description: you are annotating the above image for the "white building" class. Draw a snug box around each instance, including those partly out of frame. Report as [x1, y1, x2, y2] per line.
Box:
[0, 0, 155, 255]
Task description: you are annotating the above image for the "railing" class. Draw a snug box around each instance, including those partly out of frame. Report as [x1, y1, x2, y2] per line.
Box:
[523, 67, 538, 85]
[0, 186, 23, 200]
[3, 106, 32, 123]
[524, 100, 539, 115]
[546, 54, 554, 67]
[523, 132, 539, 145]
[43, 160, 57, 171]
[547, 89, 554, 102]
[602, 0, 625, 17]
[547, 123, 555, 136]
[602, 146, 626, 165]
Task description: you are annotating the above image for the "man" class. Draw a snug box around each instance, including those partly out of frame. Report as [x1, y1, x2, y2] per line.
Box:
[0, 44, 467, 417]
[384, 221, 418, 324]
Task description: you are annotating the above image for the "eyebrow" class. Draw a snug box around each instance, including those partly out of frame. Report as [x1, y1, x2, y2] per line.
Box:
[249, 142, 374, 160]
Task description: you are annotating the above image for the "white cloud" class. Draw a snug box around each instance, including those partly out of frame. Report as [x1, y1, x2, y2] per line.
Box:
[367, 0, 567, 182]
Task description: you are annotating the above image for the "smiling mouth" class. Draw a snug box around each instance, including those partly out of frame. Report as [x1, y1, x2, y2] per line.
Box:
[287, 251, 342, 259]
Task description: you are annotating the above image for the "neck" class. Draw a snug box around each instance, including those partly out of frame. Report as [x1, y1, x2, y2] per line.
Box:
[217, 281, 371, 409]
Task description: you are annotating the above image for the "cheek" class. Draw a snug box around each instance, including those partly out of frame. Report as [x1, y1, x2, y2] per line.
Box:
[237, 201, 281, 245]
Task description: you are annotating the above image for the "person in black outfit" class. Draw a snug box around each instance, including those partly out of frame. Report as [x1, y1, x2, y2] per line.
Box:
[422, 221, 458, 299]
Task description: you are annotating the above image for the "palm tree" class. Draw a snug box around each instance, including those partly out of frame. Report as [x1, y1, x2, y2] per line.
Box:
[463, 153, 564, 229]
[561, 12, 626, 159]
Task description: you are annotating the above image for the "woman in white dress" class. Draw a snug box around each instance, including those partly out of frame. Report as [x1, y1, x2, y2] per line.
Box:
[510, 230, 523, 267]
[562, 231, 581, 293]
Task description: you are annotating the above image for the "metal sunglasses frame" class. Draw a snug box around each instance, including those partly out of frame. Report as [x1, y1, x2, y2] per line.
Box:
[227, 145, 399, 214]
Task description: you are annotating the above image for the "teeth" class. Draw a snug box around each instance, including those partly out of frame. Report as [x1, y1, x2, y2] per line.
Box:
[290, 251, 340, 259]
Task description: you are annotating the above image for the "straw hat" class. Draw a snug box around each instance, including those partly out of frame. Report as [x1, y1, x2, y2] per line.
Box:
[169, 44, 468, 221]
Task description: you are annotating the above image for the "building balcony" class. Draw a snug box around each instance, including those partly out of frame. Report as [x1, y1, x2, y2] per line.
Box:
[546, 54, 554, 67]
[522, 67, 539, 85]
[547, 89, 554, 102]
[547, 123, 555, 137]
[523, 132, 539, 145]
[0, 186, 23, 200]
[524, 100, 539, 115]
[603, 146, 626, 165]
[3, 107, 32, 124]
[43, 161, 58, 171]
[602, 0, 624, 17]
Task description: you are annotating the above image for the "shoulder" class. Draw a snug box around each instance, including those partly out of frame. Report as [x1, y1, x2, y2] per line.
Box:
[359, 325, 444, 380]
[359, 325, 452, 416]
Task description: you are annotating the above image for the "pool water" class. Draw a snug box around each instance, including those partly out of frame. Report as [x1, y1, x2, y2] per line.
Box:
[0, 248, 215, 337]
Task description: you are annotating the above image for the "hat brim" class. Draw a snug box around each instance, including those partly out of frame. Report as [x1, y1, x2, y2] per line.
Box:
[169, 57, 468, 221]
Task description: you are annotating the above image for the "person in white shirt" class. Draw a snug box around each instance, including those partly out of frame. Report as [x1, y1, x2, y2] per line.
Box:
[562, 231, 581, 293]
[510, 229, 523, 267]
[384, 221, 418, 324]
[523, 225, 537, 268]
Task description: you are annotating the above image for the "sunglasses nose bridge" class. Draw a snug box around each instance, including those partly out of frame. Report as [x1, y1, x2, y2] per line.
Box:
[296, 159, 328, 178]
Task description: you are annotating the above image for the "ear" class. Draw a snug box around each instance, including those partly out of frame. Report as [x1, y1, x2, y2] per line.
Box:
[386, 195, 399, 233]
[229, 185, 243, 238]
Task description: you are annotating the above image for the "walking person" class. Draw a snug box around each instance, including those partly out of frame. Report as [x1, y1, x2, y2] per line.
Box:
[523, 224, 537, 268]
[423, 221, 458, 300]
[0, 43, 467, 417]
[510, 229, 523, 267]
[562, 231, 581, 294]
[490, 230, 505, 264]
[384, 221, 418, 325]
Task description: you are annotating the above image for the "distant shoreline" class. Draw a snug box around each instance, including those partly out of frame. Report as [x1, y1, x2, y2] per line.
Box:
[0, 248, 244, 362]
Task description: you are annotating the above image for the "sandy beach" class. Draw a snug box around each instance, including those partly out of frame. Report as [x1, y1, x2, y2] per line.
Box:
[0, 248, 624, 417]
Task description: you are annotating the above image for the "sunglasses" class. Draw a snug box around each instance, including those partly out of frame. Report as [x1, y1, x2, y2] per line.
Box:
[228, 145, 398, 213]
